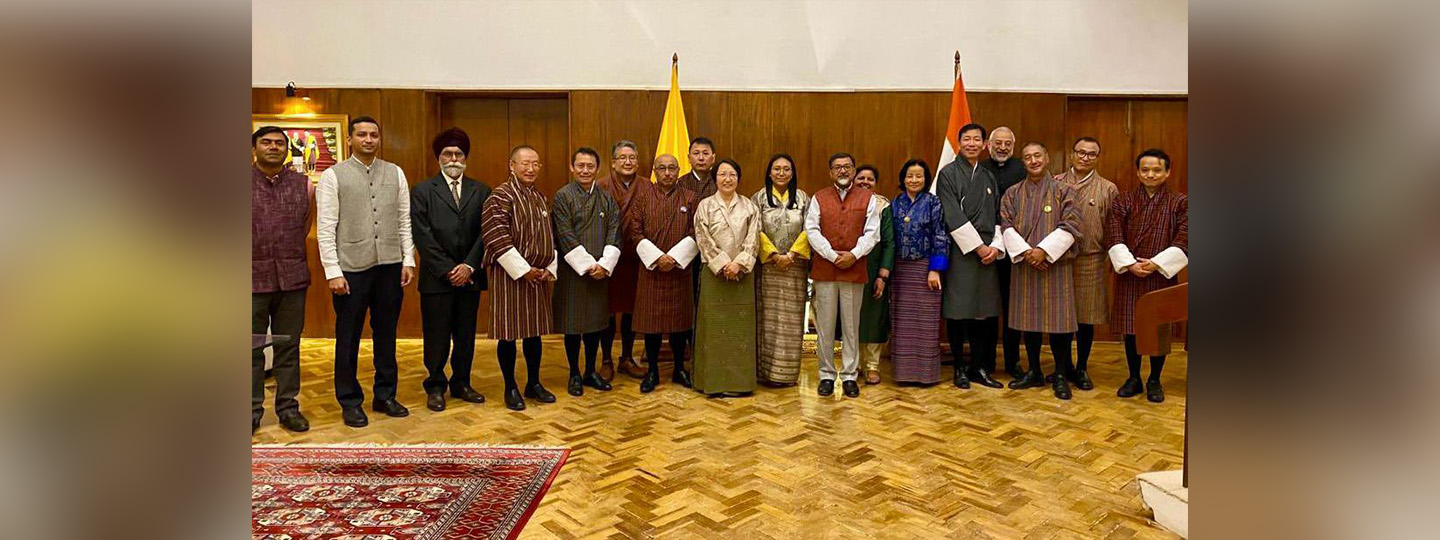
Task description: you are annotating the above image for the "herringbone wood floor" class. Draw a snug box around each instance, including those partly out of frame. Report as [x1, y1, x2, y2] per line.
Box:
[253, 338, 1185, 539]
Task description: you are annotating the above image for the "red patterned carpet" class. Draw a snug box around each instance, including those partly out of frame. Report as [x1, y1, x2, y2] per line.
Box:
[252, 445, 569, 540]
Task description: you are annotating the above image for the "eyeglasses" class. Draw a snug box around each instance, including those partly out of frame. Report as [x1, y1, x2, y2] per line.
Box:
[1073, 150, 1100, 159]
[515, 161, 541, 170]
[830, 164, 853, 171]
[613, 155, 638, 162]
[439, 150, 465, 160]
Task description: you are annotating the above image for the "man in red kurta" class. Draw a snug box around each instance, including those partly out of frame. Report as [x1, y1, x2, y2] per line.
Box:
[626, 154, 700, 393]
[597, 140, 650, 380]
[1106, 148, 1188, 403]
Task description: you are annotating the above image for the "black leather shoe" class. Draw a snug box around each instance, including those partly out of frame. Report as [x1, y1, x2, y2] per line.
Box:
[842, 380, 860, 398]
[817, 379, 835, 397]
[583, 372, 612, 391]
[1007, 369, 1045, 389]
[1073, 369, 1094, 391]
[503, 388, 526, 411]
[1045, 373, 1055, 383]
[1117, 377, 1144, 398]
[252, 416, 261, 434]
[342, 407, 369, 427]
[524, 383, 557, 403]
[1146, 379, 1165, 403]
[567, 375, 584, 397]
[672, 368, 693, 388]
[372, 399, 409, 417]
[1052, 376, 1072, 400]
[451, 386, 485, 404]
[968, 368, 1003, 388]
[640, 370, 659, 393]
[277, 410, 310, 432]
[426, 392, 446, 412]
[953, 367, 971, 389]
[1004, 362, 1023, 381]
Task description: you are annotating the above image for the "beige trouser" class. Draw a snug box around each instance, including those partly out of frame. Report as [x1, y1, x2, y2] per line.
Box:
[812, 281, 863, 382]
[861, 343, 884, 372]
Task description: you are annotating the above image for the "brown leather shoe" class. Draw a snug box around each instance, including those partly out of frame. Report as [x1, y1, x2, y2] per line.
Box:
[599, 357, 616, 382]
[865, 370, 881, 385]
[619, 355, 647, 378]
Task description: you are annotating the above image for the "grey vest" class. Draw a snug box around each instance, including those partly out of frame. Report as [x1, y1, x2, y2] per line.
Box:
[333, 157, 405, 272]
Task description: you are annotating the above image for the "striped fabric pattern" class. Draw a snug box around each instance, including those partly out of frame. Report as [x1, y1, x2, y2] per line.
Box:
[626, 183, 698, 334]
[1106, 186, 1188, 335]
[481, 179, 556, 340]
[889, 259, 944, 383]
[598, 174, 650, 314]
[1057, 170, 1118, 325]
[551, 181, 621, 334]
[1000, 176, 1081, 333]
[755, 262, 808, 384]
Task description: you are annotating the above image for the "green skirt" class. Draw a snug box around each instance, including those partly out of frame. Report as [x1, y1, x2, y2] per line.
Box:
[693, 268, 757, 394]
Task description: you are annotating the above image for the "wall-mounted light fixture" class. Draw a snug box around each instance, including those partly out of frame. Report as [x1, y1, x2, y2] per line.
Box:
[285, 81, 311, 101]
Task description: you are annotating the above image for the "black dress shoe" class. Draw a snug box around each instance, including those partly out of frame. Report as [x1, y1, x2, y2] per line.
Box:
[342, 407, 369, 427]
[567, 375, 583, 397]
[426, 392, 446, 412]
[451, 386, 485, 404]
[953, 367, 971, 389]
[503, 388, 526, 411]
[1073, 369, 1094, 391]
[372, 399, 410, 417]
[817, 379, 835, 397]
[277, 410, 310, 432]
[1007, 369, 1045, 389]
[968, 368, 1003, 388]
[1146, 379, 1165, 403]
[672, 369, 693, 388]
[583, 372, 612, 391]
[842, 380, 860, 398]
[1052, 376, 1072, 400]
[1117, 377, 1144, 398]
[525, 383, 557, 403]
[640, 370, 659, 393]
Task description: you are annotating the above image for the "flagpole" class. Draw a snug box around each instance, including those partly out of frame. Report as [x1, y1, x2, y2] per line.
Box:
[954, 50, 960, 79]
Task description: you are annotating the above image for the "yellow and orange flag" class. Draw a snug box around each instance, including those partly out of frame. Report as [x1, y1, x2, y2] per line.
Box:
[931, 53, 972, 192]
[652, 54, 692, 182]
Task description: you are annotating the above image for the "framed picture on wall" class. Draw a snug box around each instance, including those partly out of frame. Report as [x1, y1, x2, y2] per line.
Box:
[252, 114, 349, 184]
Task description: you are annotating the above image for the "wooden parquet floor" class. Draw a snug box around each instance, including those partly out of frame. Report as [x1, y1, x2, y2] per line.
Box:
[253, 338, 1185, 539]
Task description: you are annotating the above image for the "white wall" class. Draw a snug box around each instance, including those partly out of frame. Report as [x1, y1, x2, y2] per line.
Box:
[253, 0, 1187, 93]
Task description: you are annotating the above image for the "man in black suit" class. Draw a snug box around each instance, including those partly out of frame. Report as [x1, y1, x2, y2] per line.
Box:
[411, 127, 493, 411]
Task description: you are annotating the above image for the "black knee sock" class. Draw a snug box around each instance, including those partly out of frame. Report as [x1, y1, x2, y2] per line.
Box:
[522, 336, 542, 386]
[1123, 334, 1142, 379]
[644, 333, 662, 372]
[563, 334, 582, 377]
[1149, 355, 1166, 382]
[583, 331, 601, 375]
[946, 319, 968, 369]
[968, 318, 996, 373]
[621, 314, 635, 357]
[670, 331, 689, 372]
[1051, 333, 1074, 378]
[1076, 324, 1094, 371]
[601, 316, 616, 361]
[1023, 332, 1043, 373]
[497, 340, 519, 391]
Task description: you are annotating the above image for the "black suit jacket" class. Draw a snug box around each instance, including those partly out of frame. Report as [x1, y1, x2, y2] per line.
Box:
[411, 174, 493, 294]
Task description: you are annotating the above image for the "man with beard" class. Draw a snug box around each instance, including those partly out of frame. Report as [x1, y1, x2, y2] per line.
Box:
[410, 127, 492, 412]
[805, 152, 881, 399]
[316, 116, 417, 428]
[251, 126, 312, 434]
[597, 140, 649, 380]
[979, 126, 1025, 379]
[935, 123, 1007, 390]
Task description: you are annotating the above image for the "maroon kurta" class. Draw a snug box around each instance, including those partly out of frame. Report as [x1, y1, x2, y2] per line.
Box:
[598, 174, 650, 314]
[626, 182, 698, 334]
[481, 179, 557, 340]
[1105, 185, 1188, 335]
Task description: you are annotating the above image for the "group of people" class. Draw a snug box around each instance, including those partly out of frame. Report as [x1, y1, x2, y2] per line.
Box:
[251, 116, 1188, 434]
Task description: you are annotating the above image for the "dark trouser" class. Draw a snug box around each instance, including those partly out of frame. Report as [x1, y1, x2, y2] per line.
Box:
[1075, 323, 1096, 371]
[252, 289, 306, 421]
[332, 263, 403, 409]
[1023, 332, 1074, 377]
[420, 289, 480, 394]
[602, 313, 635, 360]
[644, 331, 691, 372]
[496, 336, 542, 391]
[946, 318, 997, 372]
[1123, 334, 1167, 381]
[998, 261, 1022, 371]
[564, 332, 603, 377]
